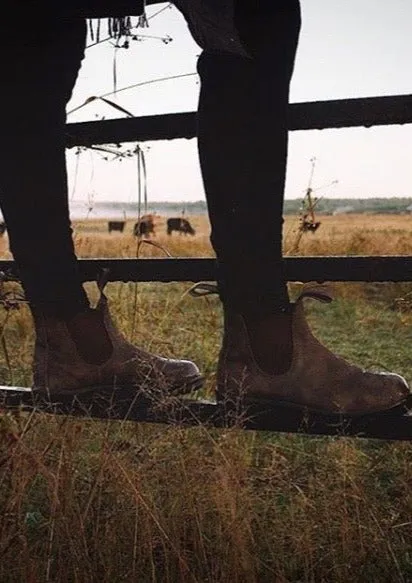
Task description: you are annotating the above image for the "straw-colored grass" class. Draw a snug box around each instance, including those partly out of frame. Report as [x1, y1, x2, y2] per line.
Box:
[0, 213, 411, 582]
[70, 213, 412, 258]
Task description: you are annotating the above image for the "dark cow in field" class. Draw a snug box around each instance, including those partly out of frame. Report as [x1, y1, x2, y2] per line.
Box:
[108, 220, 125, 233]
[166, 217, 195, 236]
[0, 222, 6, 236]
[134, 214, 155, 238]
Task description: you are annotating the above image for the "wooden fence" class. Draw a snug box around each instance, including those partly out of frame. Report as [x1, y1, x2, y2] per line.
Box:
[1, 93, 412, 439]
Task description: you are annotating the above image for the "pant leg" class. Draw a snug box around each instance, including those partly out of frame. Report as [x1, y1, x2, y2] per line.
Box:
[0, 15, 89, 317]
[196, 0, 301, 315]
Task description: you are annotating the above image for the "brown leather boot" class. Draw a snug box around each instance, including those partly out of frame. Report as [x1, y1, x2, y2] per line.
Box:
[32, 289, 203, 400]
[216, 284, 411, 417]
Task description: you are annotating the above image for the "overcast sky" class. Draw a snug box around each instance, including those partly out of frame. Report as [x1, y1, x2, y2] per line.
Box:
[66, 0, 412, 207]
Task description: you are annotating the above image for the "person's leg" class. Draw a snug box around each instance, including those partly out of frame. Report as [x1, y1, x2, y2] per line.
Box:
[0, 16, 114, 365]
[0, 16, 90, 319]
[0, 14, 201, 396]
[196, 0, 299, 375]
[192, 0, 410, 415]
[197, 0, 299, 315]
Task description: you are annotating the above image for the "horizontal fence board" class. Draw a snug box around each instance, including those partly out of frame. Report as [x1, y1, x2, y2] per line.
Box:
[66, 94, 412, 146]
[1, 387, 412, 440]
[0, 256, 411, 283]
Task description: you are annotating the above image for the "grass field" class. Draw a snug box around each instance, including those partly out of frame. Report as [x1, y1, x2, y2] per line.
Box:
[0, 213, 412, 582]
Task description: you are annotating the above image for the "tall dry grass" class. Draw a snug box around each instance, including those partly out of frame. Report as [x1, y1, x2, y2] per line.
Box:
[68, 213, 412, 258]
[0, 213, 411, 581]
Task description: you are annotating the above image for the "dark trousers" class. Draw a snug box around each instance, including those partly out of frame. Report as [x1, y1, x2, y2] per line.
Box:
[0, 1, 300, 317]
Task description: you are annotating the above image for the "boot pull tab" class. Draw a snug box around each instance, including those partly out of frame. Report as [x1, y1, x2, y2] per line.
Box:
[296, 282, 334, 304]
[188, 282, 218, 297]
[96, 268, 111, 310]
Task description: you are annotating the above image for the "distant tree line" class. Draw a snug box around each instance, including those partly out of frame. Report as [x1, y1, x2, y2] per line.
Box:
[89, 198, 412, 216]
[102, 200, 208, 215]
[284, 197, 412, 215]
[150, 198, 412, 215]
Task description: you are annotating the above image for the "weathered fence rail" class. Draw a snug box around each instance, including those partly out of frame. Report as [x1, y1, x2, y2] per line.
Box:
[1, 256, 412, 284]
[66, 94, 412, 147]
[1, 387, 412, 441]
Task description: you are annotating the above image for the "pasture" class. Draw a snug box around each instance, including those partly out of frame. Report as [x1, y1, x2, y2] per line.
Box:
[69, 212, 412, 258]
[0, 213, 412, 582]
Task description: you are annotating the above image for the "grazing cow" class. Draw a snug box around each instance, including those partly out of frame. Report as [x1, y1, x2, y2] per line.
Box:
[134, 214, 155, 238]
[300, 219, 321, 233]
[166, 217, 195, 236]
[108, 220, 125, 233]
[0, 222, 6, 236]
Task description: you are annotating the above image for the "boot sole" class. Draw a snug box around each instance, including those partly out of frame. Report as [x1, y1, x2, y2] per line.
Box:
[216, 391, 412, 423]
[33, 373, 204, 399]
